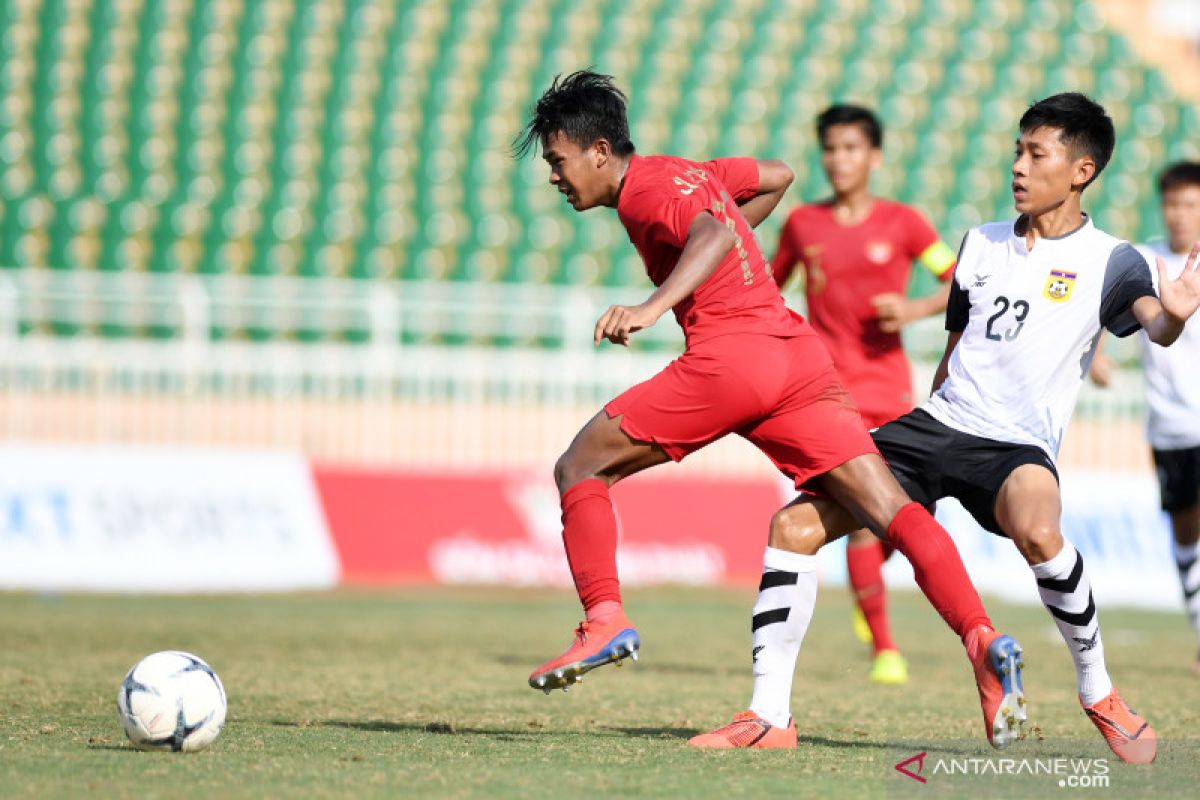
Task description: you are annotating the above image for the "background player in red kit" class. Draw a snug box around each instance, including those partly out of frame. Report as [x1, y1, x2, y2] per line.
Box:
[772, 105, 958, 685]
[513, 70, 1027, 751]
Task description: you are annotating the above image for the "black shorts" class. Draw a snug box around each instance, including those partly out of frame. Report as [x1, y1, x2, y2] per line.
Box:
[1152, 445, 1200, 513]
[871, 408, 1060, 536]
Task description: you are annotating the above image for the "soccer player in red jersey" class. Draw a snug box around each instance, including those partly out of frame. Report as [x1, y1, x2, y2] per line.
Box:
[513, 71, 1026, 750]
[771, 105, 958, 685]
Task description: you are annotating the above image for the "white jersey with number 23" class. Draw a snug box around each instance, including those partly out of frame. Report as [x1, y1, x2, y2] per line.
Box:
[924, 215, 1156, 460]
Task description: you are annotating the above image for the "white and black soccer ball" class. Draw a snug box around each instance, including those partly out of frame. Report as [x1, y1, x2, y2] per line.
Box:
[117, 650, 227, 752]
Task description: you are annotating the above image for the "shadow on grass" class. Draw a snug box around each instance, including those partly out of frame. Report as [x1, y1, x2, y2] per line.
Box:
[274, 719, 543, 737]
[272, 719, 704, 741]
[600, 725, 699, 740]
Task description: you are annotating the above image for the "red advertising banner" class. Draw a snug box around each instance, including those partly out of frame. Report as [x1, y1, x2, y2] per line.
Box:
[312, 465, 785, 586]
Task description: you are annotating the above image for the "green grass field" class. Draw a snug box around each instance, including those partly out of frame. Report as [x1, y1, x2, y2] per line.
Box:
[1, 587, 1197, 799]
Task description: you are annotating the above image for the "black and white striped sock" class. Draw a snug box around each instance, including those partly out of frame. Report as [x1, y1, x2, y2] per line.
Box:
[748, 547, 817, 729]
[1174, 539, 1200, 641]
[1031, 541, 1113, 706]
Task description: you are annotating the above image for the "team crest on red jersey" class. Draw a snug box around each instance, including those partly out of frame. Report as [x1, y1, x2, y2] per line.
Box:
[865, 241, 893, 264]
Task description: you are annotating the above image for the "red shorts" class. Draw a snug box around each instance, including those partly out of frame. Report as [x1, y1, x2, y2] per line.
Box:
[604, 332, 878, 488]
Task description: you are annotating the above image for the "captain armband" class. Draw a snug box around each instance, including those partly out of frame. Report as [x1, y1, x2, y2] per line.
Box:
[917, 241, 957, 278]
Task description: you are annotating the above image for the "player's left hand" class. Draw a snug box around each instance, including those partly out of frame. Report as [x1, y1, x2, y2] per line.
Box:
[871, 293, 917, 333]
[593, 302, 663, 346]
[1157, 241, 1200, 324]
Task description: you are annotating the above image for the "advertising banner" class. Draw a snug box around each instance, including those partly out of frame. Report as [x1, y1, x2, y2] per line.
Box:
[320, 465, 1180, 611]
[0, 444, 339, 592]
[1, 445, 1176, 611]
[313, 466, 781, 586]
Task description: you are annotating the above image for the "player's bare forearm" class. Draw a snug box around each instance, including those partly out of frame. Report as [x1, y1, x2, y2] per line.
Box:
[930, 331, 962, 395]
[873, 283, 952, 332]
[737, 160, 794, 228]
[644, 213, 736, 314]
[594, 213, 735, 346]
[915, 282, 952, 319]
[1133, 296, 1187, 346]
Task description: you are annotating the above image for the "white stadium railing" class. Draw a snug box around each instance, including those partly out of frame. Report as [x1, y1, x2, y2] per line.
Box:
[0, 268, 1153, 474]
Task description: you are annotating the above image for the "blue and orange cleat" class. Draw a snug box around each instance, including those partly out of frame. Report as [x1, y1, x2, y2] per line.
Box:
[966, 626, 1027, 749]
[528, 613, 640, 693]
[688, 711, 797, 749]
[1081, 688, 1157, 764]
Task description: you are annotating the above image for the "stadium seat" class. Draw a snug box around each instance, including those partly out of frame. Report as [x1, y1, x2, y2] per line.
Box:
[2, 0, 1199, 345]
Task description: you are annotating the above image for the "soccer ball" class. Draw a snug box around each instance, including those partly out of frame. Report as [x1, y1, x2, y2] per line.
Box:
[117, 650, 227, 752]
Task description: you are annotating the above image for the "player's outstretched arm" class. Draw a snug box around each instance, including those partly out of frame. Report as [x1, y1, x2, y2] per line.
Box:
[737, 160, 794, 229]
[1134, 241, 1200, 346]
[593, 212, 736, 346]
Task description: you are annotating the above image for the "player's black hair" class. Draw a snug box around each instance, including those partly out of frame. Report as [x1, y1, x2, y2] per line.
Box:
[512, 70, 636, 159]
[816, 104, 883, 149]
[1158, 161, 1200, 195]
[1018, 93, 1114, 189]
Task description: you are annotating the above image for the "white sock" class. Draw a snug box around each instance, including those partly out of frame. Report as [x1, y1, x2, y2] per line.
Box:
[1031, 541, 1113, 705]
[748, 546, 818, 729]
[1173, 539, 1200, 641]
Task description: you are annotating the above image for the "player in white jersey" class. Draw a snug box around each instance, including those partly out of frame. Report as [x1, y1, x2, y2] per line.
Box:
[1138, 162, 1200, 671]
[696, 93, 1200, 762]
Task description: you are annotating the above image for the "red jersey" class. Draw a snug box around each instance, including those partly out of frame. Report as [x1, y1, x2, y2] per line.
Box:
[771, 199, 953, 423]
[617, 154, 809, 346]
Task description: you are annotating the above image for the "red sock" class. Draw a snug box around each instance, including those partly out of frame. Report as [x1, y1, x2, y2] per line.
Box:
[560, 478, 622, 619]
[846, 540, 897, 654]
[886, 503, 991, 642]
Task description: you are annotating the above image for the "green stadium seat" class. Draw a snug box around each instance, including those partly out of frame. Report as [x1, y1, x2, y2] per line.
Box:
[2, 0, 1199, 345]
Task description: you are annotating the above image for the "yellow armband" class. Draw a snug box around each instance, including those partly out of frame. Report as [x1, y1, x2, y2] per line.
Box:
[917, 241, 956, 278]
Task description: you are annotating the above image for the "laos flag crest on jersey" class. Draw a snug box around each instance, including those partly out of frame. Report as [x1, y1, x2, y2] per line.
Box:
[1043, 269, 1077, 302]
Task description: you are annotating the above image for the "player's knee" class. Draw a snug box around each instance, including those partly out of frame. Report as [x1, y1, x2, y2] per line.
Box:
[769, 506, 824, 555]
[1012, 523, 1063, 564]
[554, 448, 607, 493]
[553, 451, 579, 493]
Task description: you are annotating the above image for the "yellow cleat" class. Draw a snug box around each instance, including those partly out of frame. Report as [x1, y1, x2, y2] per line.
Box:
[851, 607, 872, 645]
[869, 649, 909, 685]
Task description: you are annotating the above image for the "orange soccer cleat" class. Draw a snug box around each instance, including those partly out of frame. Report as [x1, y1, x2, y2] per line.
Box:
[528, 613, 640, 693]
[1081, 688, 1157, 764]
[966, 626, 1027, 749]
[688, 711, 797, 749]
